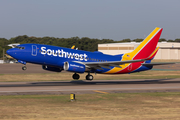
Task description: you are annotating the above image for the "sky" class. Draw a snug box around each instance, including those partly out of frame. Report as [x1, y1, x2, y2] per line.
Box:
[0, 0, 180, 41]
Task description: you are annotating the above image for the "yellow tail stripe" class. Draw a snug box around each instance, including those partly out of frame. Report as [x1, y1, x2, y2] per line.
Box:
[149, 47, 159, 58]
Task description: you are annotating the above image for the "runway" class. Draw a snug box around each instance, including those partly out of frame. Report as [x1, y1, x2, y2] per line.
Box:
[1, 78, 180, 95]
[1, 63, 180, 95]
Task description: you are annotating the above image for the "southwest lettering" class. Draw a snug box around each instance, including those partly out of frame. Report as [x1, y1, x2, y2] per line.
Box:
[41, 47, 88, 61]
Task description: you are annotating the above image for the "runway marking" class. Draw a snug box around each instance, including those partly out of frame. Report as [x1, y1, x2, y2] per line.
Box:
[93, 90, 108, 94]
[1, 86, 180, 93]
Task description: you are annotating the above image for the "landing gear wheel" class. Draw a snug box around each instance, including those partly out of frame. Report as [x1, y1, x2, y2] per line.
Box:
[86, 75, 93, 81]
[72, 73, 80, 80]
[22, 66, 27, 71]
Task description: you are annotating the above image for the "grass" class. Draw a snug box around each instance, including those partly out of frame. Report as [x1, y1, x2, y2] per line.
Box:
[0, 92, 180, 120]
[0, 70, 180, 82]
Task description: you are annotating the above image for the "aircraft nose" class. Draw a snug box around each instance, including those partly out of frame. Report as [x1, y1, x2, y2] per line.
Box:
[6, 49, 14, 56]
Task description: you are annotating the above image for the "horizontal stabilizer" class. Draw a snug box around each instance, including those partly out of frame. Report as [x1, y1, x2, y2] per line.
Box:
[8, 43, 20, 48]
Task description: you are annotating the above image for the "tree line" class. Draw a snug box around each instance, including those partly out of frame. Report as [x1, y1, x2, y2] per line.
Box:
[0, 35, 180, 59]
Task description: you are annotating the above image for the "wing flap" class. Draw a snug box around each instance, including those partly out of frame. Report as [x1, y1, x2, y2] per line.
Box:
[109, 64, 122, 68]
[88, 65, 104, 70]
[99, 65, 111, 69]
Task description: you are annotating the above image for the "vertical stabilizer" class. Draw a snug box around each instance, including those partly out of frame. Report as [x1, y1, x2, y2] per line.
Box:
[123, 27, 163, 61]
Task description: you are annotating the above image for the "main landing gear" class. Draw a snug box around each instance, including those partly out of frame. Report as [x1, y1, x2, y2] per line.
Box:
[72, 73, 93, 81]
[72, 73, 80, 80]
[86, 73, 93, 81]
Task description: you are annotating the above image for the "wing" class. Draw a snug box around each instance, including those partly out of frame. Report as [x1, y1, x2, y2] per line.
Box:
[73, 59, 147, 70]
[142, 62, 175, 66]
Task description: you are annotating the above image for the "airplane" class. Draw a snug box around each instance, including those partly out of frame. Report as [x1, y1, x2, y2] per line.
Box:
[6, 27, 173, 81]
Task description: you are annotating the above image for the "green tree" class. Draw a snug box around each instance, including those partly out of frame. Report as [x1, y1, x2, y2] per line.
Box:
[0, 38, 10, 59]
[159, 38, 167, 42]
[175, 39, 180, 42]
[167, 39, 174, 42]
[119, 39, 131, 43]
[132, 38, 143, 42]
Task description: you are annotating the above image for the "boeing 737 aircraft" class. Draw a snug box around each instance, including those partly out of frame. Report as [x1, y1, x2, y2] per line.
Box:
[7, 27, 171, 80]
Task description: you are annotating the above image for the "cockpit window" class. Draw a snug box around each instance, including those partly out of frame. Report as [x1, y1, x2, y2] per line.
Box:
[15, 46, 25, 50]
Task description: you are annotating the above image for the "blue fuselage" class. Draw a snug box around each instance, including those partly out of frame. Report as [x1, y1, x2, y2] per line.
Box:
[7, 43, 127, 73]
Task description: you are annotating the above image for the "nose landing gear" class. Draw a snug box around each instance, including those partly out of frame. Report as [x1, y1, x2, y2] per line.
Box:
[17, 60, 27, 71]
[22, 65, 27, 70]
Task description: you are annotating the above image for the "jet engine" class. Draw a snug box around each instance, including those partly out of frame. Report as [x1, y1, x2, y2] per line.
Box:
[63, 61, 86, 73]
[42, 65, 62, 72]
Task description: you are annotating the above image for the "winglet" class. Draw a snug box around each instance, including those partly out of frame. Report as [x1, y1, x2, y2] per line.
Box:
[71, 45, 75, 49]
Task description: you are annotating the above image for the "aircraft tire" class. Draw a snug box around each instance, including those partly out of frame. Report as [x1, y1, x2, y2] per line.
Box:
[22, 66, 27, 71]
[72, 73, 80, 80]
[86, 75, 93, 81]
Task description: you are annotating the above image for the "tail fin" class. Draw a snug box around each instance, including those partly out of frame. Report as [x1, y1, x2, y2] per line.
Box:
[147, 47, 159, 60]
[123, 27, 163, 60]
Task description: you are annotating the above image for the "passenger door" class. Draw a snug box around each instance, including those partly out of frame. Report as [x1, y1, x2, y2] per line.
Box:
[32, 45, 37, 56]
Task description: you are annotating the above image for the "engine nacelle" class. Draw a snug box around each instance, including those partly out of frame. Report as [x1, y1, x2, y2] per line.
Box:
[42, 65, 62, 72]
[63, 62, 85, 73]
